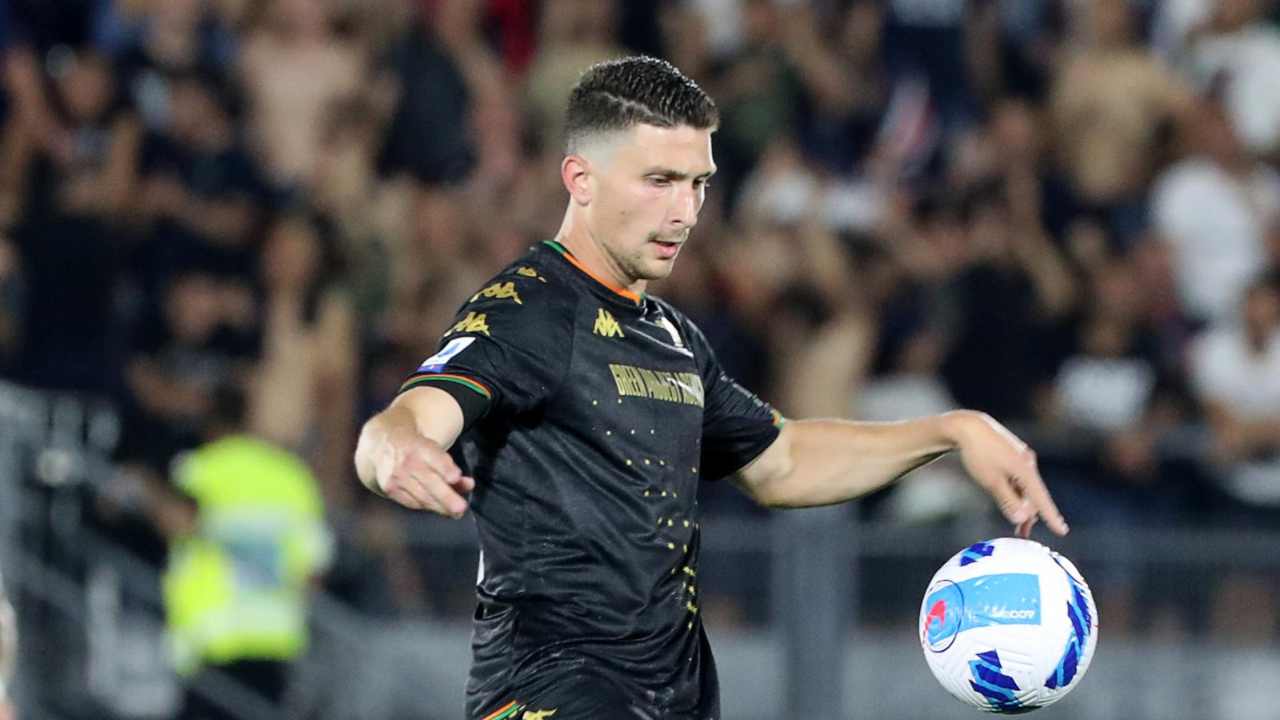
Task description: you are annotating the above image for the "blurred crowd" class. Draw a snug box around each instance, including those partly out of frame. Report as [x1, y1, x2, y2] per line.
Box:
[1, 0, 1279, 641]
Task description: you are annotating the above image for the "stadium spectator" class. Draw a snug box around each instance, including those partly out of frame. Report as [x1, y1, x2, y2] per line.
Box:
[882, 0, 975, 132]
[0, 0, 100, 165]
[123, 271, 258, 473]
[1151, 94, 1280, 324]
[855, 316, 987, 524]
[1190, 270, 1280, 512]
[1178, 0, 1280, 158]
[307, 95, 408, 324]
[109, 0, 238, 131]
[238, 0, 363, 188]
[1189, 270, 1280, 642]
[524, 0, 622, 159]
[377, 0, 493, 188]
[4, 48, 137, 393]
[711, 0, 807, 198]
[159, 381, 332, 719]
[249, 212, 358, 510]
[1051, 0, 1194, 243]
[131, 69, 262, 295]
[776, 0, 891, 177]
[938, 179, 1077, 421]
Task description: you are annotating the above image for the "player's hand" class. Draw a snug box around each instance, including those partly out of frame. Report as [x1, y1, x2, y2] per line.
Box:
[370, 423, 474, 519]
[947, 411, 1069, 538]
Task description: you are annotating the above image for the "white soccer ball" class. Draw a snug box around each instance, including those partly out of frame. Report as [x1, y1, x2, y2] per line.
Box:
[919, 537, 1098, 713]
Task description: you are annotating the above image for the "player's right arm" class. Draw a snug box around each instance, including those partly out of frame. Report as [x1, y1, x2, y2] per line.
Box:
[354, 386, 474, 518]
[354, 264, 565, 517]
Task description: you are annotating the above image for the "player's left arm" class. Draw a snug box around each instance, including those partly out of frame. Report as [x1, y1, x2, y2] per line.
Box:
[736, 410, 1069, 537]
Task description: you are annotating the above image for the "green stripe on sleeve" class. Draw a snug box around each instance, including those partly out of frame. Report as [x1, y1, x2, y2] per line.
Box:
[399, 374, 492, 399]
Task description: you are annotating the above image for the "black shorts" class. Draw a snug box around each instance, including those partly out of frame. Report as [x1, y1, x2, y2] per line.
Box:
[470, 666, 720, 720]
[467, 600, 721, 720]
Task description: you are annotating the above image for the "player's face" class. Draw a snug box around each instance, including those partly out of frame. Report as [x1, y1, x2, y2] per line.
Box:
[590, 124, 715, 283]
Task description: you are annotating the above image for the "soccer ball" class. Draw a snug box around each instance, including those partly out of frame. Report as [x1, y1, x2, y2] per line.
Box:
[919, 537, 1098, 713]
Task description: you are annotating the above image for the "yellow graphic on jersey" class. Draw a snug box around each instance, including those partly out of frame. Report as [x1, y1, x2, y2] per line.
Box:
[593, 309, 625, 338]
[608, 364, 704, 407]
[515, 267, 546, 282]
[471, 281, 523, 305]
[446, 312, 491, 337]
[522, 710, 558, 720]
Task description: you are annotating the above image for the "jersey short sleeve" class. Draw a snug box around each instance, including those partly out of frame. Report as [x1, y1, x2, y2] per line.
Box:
[680, 315, 784, 481]
[398, 273, 569, 430]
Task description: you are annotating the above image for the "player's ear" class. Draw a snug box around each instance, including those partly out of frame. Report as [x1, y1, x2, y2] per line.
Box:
[561, 154, 593, 206]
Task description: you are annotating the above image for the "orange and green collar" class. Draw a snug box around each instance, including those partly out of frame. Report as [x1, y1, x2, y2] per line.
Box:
[481, 701, 522, 720]
[544, 240, 643, 305]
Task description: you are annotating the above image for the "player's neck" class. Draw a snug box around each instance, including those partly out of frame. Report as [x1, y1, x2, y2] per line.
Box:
[554, 214, 648, 297]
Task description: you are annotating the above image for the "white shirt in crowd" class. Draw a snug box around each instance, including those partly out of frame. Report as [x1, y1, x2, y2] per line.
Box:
[1189, 324, 1280, 505]
[854, 374, 987, 522]
[1055, 355, 1156, 432]
[1151, 158, 1279, 323]
[1155, 0, 1280, 153]
[1189, 24, 1280, 155]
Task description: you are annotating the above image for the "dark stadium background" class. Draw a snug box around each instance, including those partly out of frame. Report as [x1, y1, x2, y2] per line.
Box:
[0, 0, 1277, 717]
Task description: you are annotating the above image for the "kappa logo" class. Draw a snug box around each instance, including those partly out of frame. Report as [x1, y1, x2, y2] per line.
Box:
[446, 312, 491, 337]
[593, 309, 624, 338]
[515, 266, 546, 282]
[471, 281, 523, 305]
[521, 710, 557, 720]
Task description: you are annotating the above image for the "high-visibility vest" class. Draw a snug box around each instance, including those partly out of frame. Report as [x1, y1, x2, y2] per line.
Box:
[162, 435, 332, 675]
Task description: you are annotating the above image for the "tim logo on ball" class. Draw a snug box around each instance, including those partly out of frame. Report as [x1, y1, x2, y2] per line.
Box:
[922, 580, 964, 652]
[922, 573, 1041, 653]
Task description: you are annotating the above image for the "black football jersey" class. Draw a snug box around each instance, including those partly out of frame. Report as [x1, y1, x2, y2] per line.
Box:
[398, 240, 782, 718]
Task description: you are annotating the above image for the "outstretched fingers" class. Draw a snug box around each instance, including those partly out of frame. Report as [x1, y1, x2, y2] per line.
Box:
[982, 468, 1033, 526]
[408, 447, 471, 519]
[385, 479, 431, 511]
[1013, 460, 1069, 536]
[1015, 515, 1037, 539]
[961, 413, 1070, 538]
[421, 472, 470, 518]
[973, 450, 1068, 537]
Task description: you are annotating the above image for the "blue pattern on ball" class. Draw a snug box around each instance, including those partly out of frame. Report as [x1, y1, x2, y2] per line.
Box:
[969, 649, 1023, 711]
[959, 541, 996, 566]
[1044, 558, 1093, 690]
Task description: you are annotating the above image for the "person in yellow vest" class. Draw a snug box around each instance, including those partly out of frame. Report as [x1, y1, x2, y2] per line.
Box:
[159, 382, 332, 720]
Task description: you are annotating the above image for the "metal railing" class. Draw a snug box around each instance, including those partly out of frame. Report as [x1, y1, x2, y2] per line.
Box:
[1, 378, 1278, 719]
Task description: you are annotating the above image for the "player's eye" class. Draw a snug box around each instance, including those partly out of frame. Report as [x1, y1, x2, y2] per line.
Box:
[648, 176, 672, 187]
[694, 178, 711, 190]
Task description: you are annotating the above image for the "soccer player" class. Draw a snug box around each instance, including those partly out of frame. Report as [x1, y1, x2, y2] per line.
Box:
[354, 56, 1068, 720]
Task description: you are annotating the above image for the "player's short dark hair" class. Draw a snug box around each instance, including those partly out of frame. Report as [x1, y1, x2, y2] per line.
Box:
[564, 56, 718, 153]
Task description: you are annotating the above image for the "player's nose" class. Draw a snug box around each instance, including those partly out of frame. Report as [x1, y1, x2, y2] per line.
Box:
[670, 184, 700, 228]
